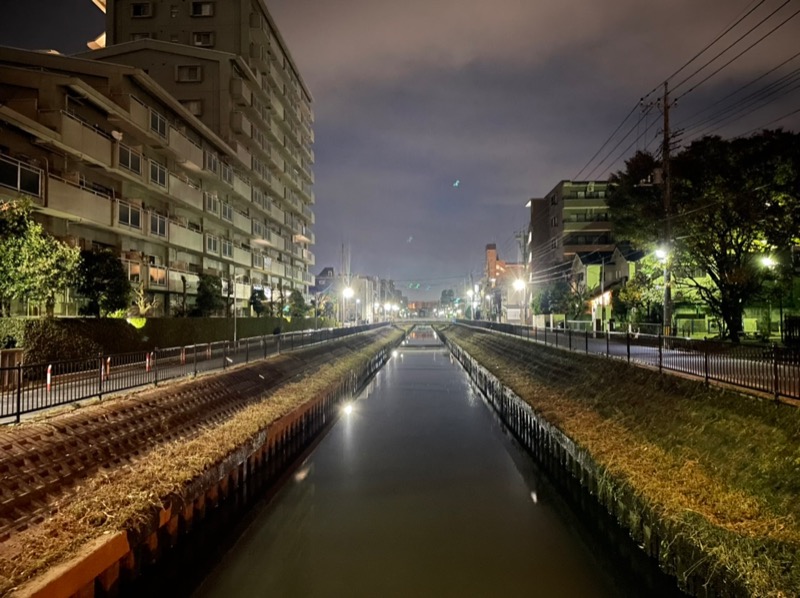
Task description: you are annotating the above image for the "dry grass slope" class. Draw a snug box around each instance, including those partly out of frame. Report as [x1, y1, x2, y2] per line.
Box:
[0, 327, 405, 594]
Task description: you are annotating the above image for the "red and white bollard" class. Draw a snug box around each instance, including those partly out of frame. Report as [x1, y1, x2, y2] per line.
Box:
[180, 348, 186, 365]
[46, 364, 52, 393]
[146, 352, 151, 372]
[105, 357, 111, 380]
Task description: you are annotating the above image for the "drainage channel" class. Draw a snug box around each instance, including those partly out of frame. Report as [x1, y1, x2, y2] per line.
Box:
[148, 327, 683, 598]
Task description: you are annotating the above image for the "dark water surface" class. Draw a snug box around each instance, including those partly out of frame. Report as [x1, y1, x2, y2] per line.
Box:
[193, 330, 683, 598]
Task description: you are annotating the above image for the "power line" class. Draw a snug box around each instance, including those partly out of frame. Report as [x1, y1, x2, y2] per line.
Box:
[736, 104, 800, 136]
[573, 103, 640, 180]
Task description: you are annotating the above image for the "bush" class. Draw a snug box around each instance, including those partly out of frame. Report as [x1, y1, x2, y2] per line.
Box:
[0, 318, 26, 348]
[23, 319, 102, 364]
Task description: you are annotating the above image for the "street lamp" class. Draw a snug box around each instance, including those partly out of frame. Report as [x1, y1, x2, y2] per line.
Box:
[761, 255, 783, 341]
[343, 286, 354, 327]
[656, 246, 671, 336]
[356, 298, 361, 324]
[232, 271, 245, 342]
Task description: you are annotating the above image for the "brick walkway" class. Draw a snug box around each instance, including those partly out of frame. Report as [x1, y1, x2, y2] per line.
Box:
[0, 332, 378, 542]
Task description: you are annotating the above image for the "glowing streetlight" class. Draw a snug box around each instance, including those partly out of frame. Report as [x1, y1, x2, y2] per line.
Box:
[343, 286, 354, 327]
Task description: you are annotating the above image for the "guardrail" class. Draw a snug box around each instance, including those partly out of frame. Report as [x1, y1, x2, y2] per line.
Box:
[457, 320, 800, 402]
[0, 324, 388, 423]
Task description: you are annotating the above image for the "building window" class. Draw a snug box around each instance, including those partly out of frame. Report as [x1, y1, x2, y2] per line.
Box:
[176, 65, 203, 82]
[192, 32, 214, 47]
[150, 160, 167, 188]
[149, 265, 167, 287]
[204, 192, 219, 215]
[180, 99, 203, 116]
[205, 234, 219, 254]
[204, 151, 218, 174]
[220, 163, 233, 185]
[221, 239, 233, 258]
[190, 1, 214, 17]
[150, 110, 167, 137]
[119, 202, 142, 229]
[131, 2, 153, 17]
[150, 212, 167, 237]
[252, 220, 264, 238]
[221, 202, 233, 222]
[119, 144, 142, 174]
[131, 32, 153, 40]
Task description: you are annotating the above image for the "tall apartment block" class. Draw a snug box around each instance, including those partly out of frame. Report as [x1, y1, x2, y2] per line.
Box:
[0, 0, 314, 316]
[527, 180, 613, 283]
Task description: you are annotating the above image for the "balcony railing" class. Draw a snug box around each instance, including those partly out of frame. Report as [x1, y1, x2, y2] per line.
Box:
[0, 154, 43, 198]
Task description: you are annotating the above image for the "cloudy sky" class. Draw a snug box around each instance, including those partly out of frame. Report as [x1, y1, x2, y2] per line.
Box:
[2, 0, 799, 299]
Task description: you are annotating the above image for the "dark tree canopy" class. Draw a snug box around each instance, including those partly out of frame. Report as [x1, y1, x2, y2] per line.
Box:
[76, 249, 130, 317]
[288, 289, 308, 318]
[607, 130, 800, 341]
[194, 274, 224, 317]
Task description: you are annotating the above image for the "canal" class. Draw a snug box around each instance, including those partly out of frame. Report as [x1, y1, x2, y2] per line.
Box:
[180, 327, 683, 597]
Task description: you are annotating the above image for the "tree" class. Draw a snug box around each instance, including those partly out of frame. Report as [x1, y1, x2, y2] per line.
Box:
[608, 131, 800, 342]
[617, 258, 664, 324]
[440, 289, 455, 306]
[275, 279, 286, 316]
[130, 283, 160, 317]
[76, 249, 131, 317]
[288, 289, 308, 318]
[249, 289, 267, 317]
[194, 274, 224, 317]
[0, 199, 80, 317]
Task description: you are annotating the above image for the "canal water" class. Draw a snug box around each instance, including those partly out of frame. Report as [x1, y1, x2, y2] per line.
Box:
[191, 328, 683, 598]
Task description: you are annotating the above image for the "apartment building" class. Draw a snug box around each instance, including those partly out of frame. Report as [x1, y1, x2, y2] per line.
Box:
[527, 180, 613, 273]
[0, 47, 303, 315]
[91, 0, 316, 288]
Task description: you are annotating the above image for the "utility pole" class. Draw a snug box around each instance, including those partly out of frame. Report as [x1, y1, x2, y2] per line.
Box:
[661, 81, 673, 338]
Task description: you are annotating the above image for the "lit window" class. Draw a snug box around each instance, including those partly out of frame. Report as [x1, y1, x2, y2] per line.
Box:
[149, 265, 167, 286]
[192, 32, 214, 47]
[131, 2, 152, 17]
[176, 65, 203, 82]
[190, 1, 214, 16]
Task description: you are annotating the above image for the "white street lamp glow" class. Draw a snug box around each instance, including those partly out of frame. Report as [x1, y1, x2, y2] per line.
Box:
[762, 256, 776, 268]
[513, 279, 525, 291]
[343, 287, 354, 299]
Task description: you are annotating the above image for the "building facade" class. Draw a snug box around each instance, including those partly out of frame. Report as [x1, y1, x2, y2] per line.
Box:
[0, 47, 306, 315]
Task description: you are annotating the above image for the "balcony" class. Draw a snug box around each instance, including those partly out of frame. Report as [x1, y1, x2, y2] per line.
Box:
[129, 96, 149, 130]
[233, 246, 251, 267]
[233, 172, 252, 202]
[232, 209, 251, 234]
[0, 154, 43, 199]
[231, 141, 252, 170]
[168, 173, 203, 210]
[168, 126, 204, 170]
[168, 269, 199, 294]
[59, 111, 112, 167]
[230, 78, 252, 107]
[304, 250, 315, 266]
[563, 197, 608, 209]
[302, 204, 315, 225]
[47, 175, 112, 226]
[267, 260, 285, 277]
[270, 91, 285, 120]
[562, 220, 612, 233]
[168, 221, 203, 253]
[268, 202, 285, 227]
[270, 177, 285, 200]
[231, 112, 252, 138]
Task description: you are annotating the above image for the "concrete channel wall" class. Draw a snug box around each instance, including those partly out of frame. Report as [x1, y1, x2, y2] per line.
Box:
[14, 338, 401, 598]
[442, 333, 746, 598]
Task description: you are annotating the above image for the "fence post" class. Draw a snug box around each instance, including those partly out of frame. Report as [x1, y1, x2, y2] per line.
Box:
[626, 333, 631, 364]
[606, 330, 610, 357]
[585, 330, 589, 354]
[703, 340, 709, 386]
[193, 344, 198, 377]
[568, 328, 572, 351]
[658, 333, 663, 373]
[153, 349, 159, 385]
[15, 362, 22, 424]
[773, 344, 780, 401]
[246, 338, 250, 364]
[543, 326, 546, 345]
[98, 353, 104, 396]
[223, 343, 228, 370]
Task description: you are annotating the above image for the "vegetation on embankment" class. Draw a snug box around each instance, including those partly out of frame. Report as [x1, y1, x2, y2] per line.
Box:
[441, 324, 800, 597]
[0, 326, 405, 595]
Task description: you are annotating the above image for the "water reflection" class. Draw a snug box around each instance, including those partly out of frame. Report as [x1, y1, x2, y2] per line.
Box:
[194, 341, 683, 598]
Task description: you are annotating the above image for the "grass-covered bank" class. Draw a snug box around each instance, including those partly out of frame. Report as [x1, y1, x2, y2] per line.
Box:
[439, 324, 800, 597]
[0, 326, 405, 595]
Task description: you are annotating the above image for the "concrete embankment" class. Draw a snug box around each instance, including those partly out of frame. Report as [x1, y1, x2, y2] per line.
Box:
[438, 324, 800, 598]
[1, 326, 405, 597]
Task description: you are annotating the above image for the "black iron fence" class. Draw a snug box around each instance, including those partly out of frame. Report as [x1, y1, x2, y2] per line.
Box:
[457, 320, 800, 402]
[0, 323, 388, 423]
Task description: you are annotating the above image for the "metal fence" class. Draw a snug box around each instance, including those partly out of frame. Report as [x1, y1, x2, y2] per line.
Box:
[458, 320, 800, 402]
[0, 323, 388, 423]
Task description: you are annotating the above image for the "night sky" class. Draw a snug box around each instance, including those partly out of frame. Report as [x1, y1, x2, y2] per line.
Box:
[2, 0, 799, 299]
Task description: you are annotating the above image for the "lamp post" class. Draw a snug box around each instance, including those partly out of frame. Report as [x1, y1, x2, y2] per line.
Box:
[513, 279, 525, 325]
[355, 298, 361, 325]
[761, 256, 783, 342]
[343, 286, 354, 327]
[656, 247, 670, 337]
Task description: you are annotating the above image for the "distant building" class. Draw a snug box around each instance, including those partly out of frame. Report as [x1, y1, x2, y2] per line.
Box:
[527, 180, 613, 284]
